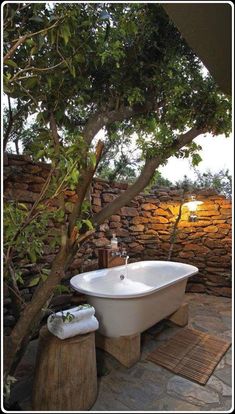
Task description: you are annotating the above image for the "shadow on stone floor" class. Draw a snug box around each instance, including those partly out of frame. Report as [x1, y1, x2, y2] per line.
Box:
[6, 293, 233, 412]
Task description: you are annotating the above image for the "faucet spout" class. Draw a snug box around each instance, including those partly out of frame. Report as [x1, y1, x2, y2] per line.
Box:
[125, 255, 129, 266]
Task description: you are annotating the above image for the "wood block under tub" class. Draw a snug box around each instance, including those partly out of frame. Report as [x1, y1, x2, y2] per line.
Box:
[95, 332, 141, 368]
[166, 303, 188, 327]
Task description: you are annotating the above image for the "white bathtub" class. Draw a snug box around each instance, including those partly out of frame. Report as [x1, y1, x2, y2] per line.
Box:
[70, 260, 198, 337]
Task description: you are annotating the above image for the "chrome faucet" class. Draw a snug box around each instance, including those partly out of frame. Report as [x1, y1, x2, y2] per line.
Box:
[110, 248, 128, 258]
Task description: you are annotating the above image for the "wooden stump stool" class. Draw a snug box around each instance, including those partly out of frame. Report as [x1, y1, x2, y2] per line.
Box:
[32, 326, 97, 411]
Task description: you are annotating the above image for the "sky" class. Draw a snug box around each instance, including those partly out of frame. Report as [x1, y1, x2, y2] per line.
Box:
[3, 89, 233, 185]
[159, 132, 233, 183]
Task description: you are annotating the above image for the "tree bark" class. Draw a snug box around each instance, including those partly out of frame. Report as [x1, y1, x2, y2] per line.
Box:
[167, 189, 186, 261]
[82, 101, 161, 147]
[68, 140, 104, 237]
[4, 245, 68, 376]
[4, 35, 27, 63]
[3, 96, 13, 152]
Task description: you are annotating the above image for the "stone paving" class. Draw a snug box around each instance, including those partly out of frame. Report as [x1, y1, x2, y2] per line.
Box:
[9, 293, 233, 412]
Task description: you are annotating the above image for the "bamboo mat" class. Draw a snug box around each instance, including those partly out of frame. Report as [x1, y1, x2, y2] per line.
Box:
[147, 327, 231, 385]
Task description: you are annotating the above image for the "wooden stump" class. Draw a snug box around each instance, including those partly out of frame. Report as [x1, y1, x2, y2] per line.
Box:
[32, 326, 97, 411]
[166, 303, 189, 327]
[96, 332, 141, 368]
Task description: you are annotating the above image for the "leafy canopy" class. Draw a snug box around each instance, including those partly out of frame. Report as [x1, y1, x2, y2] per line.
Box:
[4, 2, 231, 164]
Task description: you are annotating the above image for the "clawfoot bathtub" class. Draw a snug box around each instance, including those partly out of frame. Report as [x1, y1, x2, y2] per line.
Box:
[70, 260, 198, 337]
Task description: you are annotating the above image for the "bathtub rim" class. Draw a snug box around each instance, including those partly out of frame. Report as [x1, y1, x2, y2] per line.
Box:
[70, 260, 199, 299]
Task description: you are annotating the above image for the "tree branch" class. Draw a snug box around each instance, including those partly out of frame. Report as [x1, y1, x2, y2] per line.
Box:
[82, 101, 157, 147]
[49, 113, 67, 246]
[167, 189, 186, 261]
[49, 113, 62, 152]
[93, 127, 204, 225]
[4, 35, 28, 63]
[68, 140, 104, 239]
[10, 60, 67, 83]
[4, 20, 62, 63]
[3, 96, 13, 151]
[4, 244, 68, 376]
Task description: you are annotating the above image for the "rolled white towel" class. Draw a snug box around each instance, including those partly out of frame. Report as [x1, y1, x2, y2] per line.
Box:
[49, 305, 95, 324]
[47, 315, 99, 340]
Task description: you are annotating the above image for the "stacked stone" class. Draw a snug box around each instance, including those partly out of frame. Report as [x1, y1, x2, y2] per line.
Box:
[4, 154, 232, 302]
[4, 153, 51, 202]
[88, 183, 232, 297]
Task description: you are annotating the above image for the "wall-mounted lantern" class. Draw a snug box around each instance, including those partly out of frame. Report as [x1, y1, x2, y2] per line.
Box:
[183, 195, 203, 222]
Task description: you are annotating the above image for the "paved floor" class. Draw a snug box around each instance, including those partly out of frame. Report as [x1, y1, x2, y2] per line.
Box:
[9, 293, 232, 412]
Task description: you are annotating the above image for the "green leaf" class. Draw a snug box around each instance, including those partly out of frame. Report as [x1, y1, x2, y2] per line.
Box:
[82, 219, 94, 231]
[54, 284, 70, 294]
[36, 149, 45, 160]
[41, 274, 48, 282]
[15, 272, 24, 285]
[24, 77, 38, 88]
[89, 152, 96, 167]
[30, 46, 38, 55]
[56, 209, 65, 221]
[28, 276, 40, 287]
[36, 111, 48, 123]
[70, 65, 76, 78]
[70, 168, 79, 185]
[192, 153, 203, 166]
[49, 29, 56, 44]
[29, 250, 37, 263]
[65, 202, 74, 213]
[55, 110, 64, 122]
[29, 16, 44, 23]
[47, 77, 52, 88]
[18, 203, 28, 211]
[26, 38, 35, 46]
[41, 268, 50, 275]
[75, 54, 85, 64]
[3, 82, 13, 93]
[61, 24, 71, 45]
[4, 59, 18, 68]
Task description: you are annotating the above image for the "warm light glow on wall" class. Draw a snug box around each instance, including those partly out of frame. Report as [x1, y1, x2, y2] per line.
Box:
[183, 195, 203, 221]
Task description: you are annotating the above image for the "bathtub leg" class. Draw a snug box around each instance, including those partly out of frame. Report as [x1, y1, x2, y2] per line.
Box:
[166, 303, 188, 327]
[95, 332, 141, 368]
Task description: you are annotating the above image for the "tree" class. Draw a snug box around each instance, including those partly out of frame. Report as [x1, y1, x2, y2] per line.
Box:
[3, 2, 231, 379]
[176, 169, 232, 199]
[3, 97, 29, 153]
[95, 124, 140, 182]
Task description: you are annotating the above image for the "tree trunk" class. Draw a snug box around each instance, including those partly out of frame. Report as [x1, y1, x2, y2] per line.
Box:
[4, 246, 68, 376]
[4, 140, 103, 377]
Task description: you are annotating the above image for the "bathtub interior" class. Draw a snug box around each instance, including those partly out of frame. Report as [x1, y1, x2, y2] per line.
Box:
[70, 260, 198, 298]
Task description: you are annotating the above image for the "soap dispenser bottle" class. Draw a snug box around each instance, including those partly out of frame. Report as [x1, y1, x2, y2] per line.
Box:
[111, 234, 118, 250]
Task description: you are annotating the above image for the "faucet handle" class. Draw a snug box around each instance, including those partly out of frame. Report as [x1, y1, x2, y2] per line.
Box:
[110, 249, 120, 257]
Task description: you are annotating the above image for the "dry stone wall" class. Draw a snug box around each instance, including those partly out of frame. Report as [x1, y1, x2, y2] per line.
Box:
[4, 154, 232, 303]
